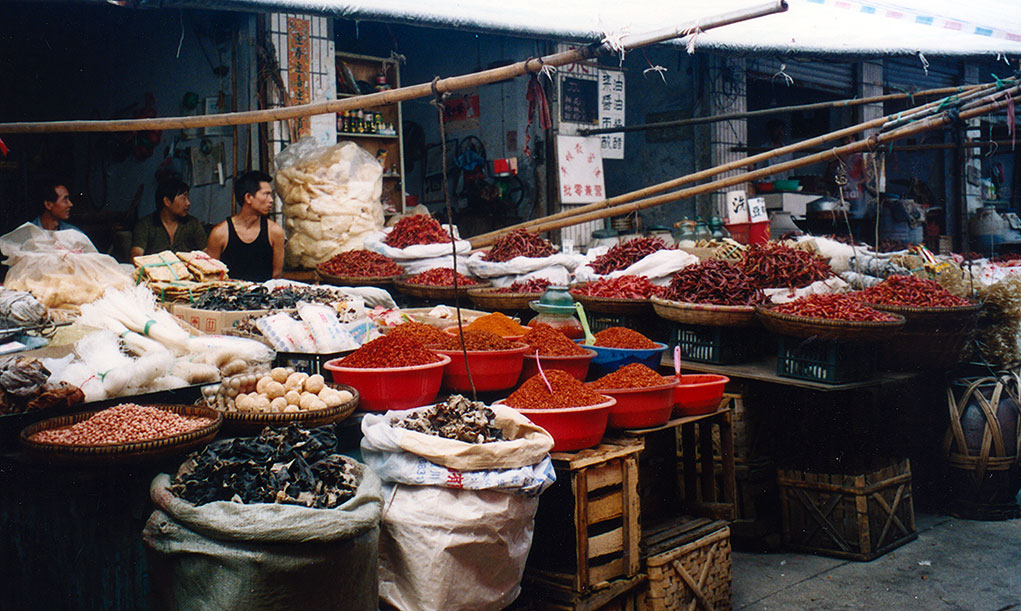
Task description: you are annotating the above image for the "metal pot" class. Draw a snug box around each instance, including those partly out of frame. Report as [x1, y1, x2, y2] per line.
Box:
[807, 196, 845, 213]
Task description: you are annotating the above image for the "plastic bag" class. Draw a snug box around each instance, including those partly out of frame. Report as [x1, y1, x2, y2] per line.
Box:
[276, 138, 385, 268]
[0, 223, 134, 310]
[574, 248, 699, 286]
[297, 302, 359, 352]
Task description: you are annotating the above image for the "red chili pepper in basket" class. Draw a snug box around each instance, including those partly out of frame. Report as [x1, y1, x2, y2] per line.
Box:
[740, 243, 832, 289]
[571, 275, 663, 299]
[854, 275, 972, 307]
[483, 228, 556, 262]
[774, 294, 898, 322]
[589, 237, 671, 275]
[384, 215, 453, 248]
[317, 250, 404, 277]
[662, 260, 763, 306]
[406, 268, 479, 287]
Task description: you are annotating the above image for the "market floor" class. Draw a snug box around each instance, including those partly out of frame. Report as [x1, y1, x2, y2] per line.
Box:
[732, 511, 1021, 610]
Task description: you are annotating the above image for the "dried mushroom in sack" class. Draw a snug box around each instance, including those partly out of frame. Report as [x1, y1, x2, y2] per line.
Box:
[391, 395, 504, 444]
[191, 284, 350, 312]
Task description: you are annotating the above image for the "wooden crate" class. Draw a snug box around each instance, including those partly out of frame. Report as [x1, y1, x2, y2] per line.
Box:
[522, 575, 646, 611]
[777, 459, 917, 561]
[526, 440, 643, 595]
[638, 520, 732, 611]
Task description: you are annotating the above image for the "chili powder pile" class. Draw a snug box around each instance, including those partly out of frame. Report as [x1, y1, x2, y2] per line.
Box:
[384, 215, 453, 248]
[387, 321, 449, 346]
[317, 249, 404, 278]
[571, 276, 663, 299]
[493, 278, 551, 294]
[663, 260, 763, 306]
[855, 275, 973, 308]
[741, 243, 832, 289]
[522, 323, 589, 356]
[483, 228, 555, 262]
[593, 327, 659, 349]
[339, 334, 441, 368]
[774, 293, 899, 322]
[435, 329, 515, 351]
[590, 363, 671, 389]
[406, 268, 479, 286]
[589, 237, 671, 275]
[503, 369, 607, 410]
[465, 312, 528, 336]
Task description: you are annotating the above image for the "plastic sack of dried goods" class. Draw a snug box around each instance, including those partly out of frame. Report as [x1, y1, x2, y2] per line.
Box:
[362, 223, 472, 275]
[276, 138, 385, 269]
[465, 251, 581, 288]
[143, 459, 383, 611]
[574, 248, 699, 286]
[361, 402, 555, 611]
[0, 223, 134, 310]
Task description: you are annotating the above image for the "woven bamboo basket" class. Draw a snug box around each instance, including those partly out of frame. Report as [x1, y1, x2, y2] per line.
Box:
[216, 383, 359, 435]
[20, 404, 222, 464]
[316, 269, 402, 287]
[571, 288, 652, 315]
[393, 275, 491, 301]
[467, 287, 540, 311]
[865, 301, 981, 370]
[643, 524, 732, 611]
[652, 296, 757, 327]
[755, 304, 905, 342]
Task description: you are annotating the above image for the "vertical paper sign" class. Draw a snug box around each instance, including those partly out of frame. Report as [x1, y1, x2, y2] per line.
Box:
[598, 69, 625, 159]
[287, 17, 311, 138]
[557, 135, 605, 204]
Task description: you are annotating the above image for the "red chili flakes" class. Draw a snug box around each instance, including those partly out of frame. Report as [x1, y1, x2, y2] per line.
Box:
[384, 215, 453, 248]
[855, 275, 973, 308]
[774, 293, 900, 322]
[339, 334, 441, 368]
[589, 237, 671, 275]
[741, 243, 832, 289]
[590, 363, 670, 389]
[593, 327, 659, 349]
[503, 369, 607, 410]
[572, 275, 664, 299]
[522, 323, 588, 356]
[435, 329, 515, 351]
[387, 321, 449, 346]
[483, 228, 555, 262]
[317, 249, 404, 277]
[406, 268, 479, 286]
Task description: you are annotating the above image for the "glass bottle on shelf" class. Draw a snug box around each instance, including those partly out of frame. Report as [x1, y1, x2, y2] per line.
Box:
[527, 286, 584, 339]
[693, 216, 712, 242]
[709, 216, 729, 240]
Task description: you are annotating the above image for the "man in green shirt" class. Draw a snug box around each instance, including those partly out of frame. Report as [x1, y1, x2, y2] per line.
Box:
[130, 178, 207, 258]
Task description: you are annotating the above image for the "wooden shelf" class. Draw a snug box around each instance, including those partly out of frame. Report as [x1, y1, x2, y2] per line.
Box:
[336, 132, 398, 139]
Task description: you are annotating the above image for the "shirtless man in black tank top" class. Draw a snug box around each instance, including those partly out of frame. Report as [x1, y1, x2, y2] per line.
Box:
[205, 170, 285, 281]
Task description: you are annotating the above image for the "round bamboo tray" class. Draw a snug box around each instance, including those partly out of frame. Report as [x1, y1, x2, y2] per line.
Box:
[755, 304, 905, 342]
[20, 404, 222, 464]
[217, 383, 359, 435]
[864, 301, 981, 370]
[571, 289, 652, 315]
[863, 301, 982, 326]
[467, 287, 541, 311]
[651, 296, 757, 327]
[316, 269, 402, 287]
[394, 275, 491, 301]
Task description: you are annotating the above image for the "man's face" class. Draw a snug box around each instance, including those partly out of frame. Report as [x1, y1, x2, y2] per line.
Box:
[165, 191, 191, 219]
[45, 185, 73, 220]
[245, 181, 274, 215]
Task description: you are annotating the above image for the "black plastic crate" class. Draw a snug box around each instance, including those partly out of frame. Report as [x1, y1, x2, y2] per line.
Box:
[671, 323, 763, 365]
[776, 336, 876, 384]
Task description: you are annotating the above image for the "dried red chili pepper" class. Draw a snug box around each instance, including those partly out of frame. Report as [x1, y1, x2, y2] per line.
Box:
[589, 363, 670, 389]
[317, 250, 404, 277]
[493, 278, 552, 294]
[663, 260, 763, 306]
[521, 323, 588, 356]
[503, 369, 606, 410]
[483, 228, 556, 262]
[774, 293, 899, 322]
[406, 268, 480, 286]
[593, 326, 659, 349]
[854, 275, 972, 308]
[571, 275, 664, 299]
[384, 215, 453, 249]
[589, 237, 671, 275]
[339, 333, 441, 368]
[741, 243, 832, 289]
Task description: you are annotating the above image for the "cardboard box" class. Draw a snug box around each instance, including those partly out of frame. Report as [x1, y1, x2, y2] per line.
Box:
[171, 304, 271, 335]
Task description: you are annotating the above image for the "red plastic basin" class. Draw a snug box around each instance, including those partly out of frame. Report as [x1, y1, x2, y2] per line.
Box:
[520, 349, 596, 382]
[429, 342, 528, 392]
[674, 374, 729, 416]
[592, 376, 681, 429]
[323, 354, 451, 412]
[500, 396, 615, 452]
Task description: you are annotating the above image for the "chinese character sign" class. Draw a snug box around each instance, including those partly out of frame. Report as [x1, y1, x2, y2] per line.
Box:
[557, 135, 606, 204]
[598, 69, 625, 159]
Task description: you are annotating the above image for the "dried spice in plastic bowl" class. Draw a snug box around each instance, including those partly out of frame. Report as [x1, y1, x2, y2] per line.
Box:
[590, 363, 671, 389]
[339, 333, 441, 368]
[503, 370, 606, 410]
[522, 323, 588, 356]
[435, 329, 514, 351]
[464, 312, 528, 336]
[593, 326, 659, 349]
[387, 321, 449, 346]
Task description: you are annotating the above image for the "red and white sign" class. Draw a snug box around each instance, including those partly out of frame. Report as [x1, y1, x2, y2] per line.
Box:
[557, 135, 605, 204]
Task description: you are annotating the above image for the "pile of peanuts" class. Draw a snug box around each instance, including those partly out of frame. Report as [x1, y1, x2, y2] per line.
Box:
[208, 367, 353, 414]
[30, 404, 214, 445]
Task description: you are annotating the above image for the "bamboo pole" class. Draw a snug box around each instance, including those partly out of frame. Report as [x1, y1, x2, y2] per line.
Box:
[469, 80, 1006, 247]
[489, 91, 1015, 238]
[0, 1, 786, 135]
[577, 83, 985, 136]
[735, 139, 1018, 154]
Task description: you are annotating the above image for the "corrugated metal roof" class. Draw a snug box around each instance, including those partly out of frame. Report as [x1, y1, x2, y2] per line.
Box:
[139, 0, 1021, 58]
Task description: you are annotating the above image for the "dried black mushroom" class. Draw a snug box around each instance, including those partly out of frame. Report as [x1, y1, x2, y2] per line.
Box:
[391, 395, 504, 444]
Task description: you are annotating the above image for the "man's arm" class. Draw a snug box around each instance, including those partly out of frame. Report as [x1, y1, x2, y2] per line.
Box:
[205, 222, 228, 259]
[269, 220, 285, 278]
[130, 216, 149, 260]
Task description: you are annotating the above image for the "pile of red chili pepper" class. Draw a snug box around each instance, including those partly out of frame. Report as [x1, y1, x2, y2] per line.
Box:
[593, 326, 660, 349]
[522, 323, 589, 356]
[493, 278, 552, 294]
[317, 249, 404, 277]
[435, 329, 515, 351]
[589, 237, 671, 275]
[662, 260, 763, 306]
[854, 275, 973, 308]
[406, 268, 479, 286]
[774, 293, 899, 322]
[503, 369, 607, 410]
[571, 275, 664, 300]
[482, 228, 556, 262]
[387, 321, 449, 346]
[590, 363, 671, 389]
[383, 214, 453, 248]
[338, 333, 441, 368]
[740, 243, 832, 289]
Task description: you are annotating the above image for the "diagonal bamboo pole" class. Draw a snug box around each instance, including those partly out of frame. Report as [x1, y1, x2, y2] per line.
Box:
[469, 79, 1012, 247]
[0, 1, 787, 135]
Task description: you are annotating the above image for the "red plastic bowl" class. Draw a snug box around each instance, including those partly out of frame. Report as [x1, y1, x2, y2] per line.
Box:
[674, 374, 729, 416]
[323, 354, 451, 412]
[498, 396, 616, 452]
[429, 342, 529, 392]
[592, 376, 681, 429]
[520, 349, 597, 382]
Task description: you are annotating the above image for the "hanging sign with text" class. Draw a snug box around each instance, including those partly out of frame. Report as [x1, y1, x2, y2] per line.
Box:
[597, 69, 625, 159]
[556, 135, 605, 204]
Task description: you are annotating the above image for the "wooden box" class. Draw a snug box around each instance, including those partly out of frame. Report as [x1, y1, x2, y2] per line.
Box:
[777, 459, 916, 561]
[521, 575, 646, 611]
[638, 519, 732, 611]
[526, 440, 643, 595]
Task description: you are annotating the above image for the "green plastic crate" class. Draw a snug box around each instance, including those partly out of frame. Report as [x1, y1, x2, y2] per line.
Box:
[776, 336, 876, 384]
[671, 323, 763, 365]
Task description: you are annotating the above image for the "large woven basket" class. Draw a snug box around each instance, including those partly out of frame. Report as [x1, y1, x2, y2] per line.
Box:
[652, 296, 757, 327]
[316, 269, 401, 287]
[20, 404, 222, 464]
[394, 275, 491, 301]
[866, 301, 981, 370]
[216, 383, 359, 435]
[467, 287, 540, 311]
[571, 289, 652, 315]
[755, 304, 905, 342]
